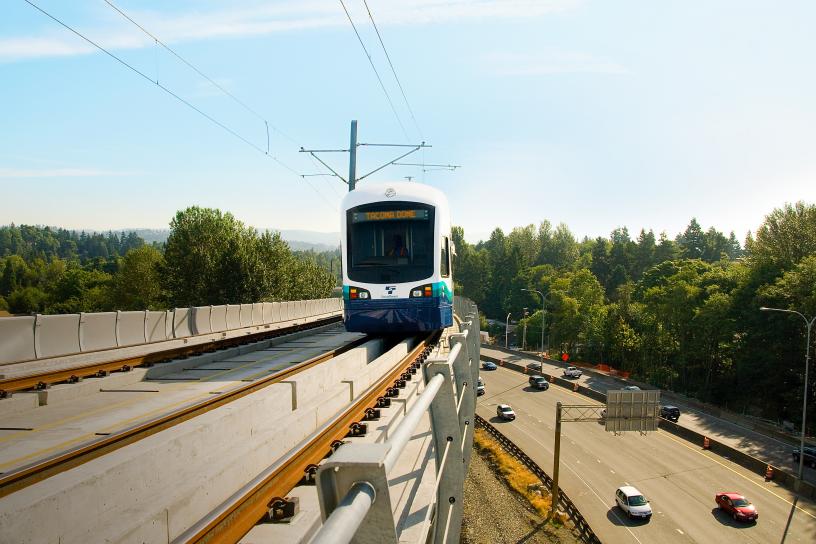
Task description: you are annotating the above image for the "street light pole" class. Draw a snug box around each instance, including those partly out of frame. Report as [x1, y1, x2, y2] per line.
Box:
[505, 313, 512, 349]
[522, 288, 549, 353]
[760, 306, 815, 489]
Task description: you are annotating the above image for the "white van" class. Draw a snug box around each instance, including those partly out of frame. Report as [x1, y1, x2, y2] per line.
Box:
[615, 486, 652, 520]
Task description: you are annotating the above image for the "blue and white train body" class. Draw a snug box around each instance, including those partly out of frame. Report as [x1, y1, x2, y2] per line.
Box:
[341, 182, 454, 333]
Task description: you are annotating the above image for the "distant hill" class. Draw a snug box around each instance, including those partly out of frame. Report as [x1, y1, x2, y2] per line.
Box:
[125, 228, 340, 252]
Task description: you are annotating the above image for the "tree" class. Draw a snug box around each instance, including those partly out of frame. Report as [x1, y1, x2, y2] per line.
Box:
[111, 246, 165, 310]
[748, 201, 816, 272]
[678, 218, 705, 260]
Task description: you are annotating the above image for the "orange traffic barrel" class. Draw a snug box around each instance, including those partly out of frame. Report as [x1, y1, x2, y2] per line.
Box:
[703, 437, 710, 450]
[573, 382, 579, 392]
[765, 465, 774, 480]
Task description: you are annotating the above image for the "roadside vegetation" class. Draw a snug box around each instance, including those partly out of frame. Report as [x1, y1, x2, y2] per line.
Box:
[454, 201, 816, 430]
[0, 206, 336, 314]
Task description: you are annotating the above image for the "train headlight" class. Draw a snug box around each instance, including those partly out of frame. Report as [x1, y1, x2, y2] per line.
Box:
[347, 286, 371, 300]
[410, 284, 433, 297]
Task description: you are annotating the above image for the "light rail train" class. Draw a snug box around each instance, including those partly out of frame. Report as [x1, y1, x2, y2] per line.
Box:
[340, 182, 453, 333]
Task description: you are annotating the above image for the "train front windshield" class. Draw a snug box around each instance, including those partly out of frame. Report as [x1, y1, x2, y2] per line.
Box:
[347, 203, 434, 284]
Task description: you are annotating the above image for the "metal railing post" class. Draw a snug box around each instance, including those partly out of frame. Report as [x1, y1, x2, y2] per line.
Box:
[315, 443, 397, 544]
[449, 332, 475, 471]
[424, 349, 465, 544]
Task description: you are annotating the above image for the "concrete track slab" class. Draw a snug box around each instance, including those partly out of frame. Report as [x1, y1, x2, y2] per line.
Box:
[0, 326, 361, 475]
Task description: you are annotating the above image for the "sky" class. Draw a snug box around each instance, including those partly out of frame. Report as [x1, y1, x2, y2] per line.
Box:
[2, 0, 815, 244]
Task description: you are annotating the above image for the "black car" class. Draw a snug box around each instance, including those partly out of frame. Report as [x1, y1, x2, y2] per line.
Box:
[793, 446, 816, 468]
[660, 405, 680, 422]
[529, 375, 549, 390]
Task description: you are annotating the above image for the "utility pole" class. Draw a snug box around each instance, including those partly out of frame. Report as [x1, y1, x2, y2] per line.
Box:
[300, 120, 430, 192]
[348, 120, 357, 191]
[553, 402, 562, 516]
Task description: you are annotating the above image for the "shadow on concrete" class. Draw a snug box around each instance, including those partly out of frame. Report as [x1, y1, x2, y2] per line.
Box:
[489, 416, 514, 424]
[709, 507, 755, 528]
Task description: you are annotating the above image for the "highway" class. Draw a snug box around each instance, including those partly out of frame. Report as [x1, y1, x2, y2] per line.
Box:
[477, 365, 816, 544]
[481, 346, 816, 483]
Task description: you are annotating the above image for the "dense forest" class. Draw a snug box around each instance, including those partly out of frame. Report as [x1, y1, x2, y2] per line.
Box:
[0, 207, 337, 315]
[453, 202, 816, 430]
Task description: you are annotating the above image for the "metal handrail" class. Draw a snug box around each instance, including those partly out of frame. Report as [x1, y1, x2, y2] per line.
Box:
[312, 341, 458, 543]
[311, 482, 376, 544]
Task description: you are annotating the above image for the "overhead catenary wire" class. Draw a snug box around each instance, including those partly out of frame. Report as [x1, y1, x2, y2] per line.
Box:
[338, 0, 409, 141]
[101, 0, 300, 147]
[23, 0, 338, 213]
[361, 0, 422, 139]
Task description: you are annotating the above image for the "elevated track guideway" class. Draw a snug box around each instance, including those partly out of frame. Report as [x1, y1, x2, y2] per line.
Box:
[0, 297, 481, 543]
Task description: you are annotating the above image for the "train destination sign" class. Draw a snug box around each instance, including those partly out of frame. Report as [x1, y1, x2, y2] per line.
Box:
[352, 209, 430, 223]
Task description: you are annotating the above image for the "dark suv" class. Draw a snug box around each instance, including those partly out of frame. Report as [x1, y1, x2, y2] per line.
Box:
[529, 375, 549, 390]
[660, 405, 680, 422]
[793, 446, 816, 468]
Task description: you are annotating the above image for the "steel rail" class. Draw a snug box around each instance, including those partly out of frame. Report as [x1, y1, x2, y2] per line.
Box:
[0, 326, 365, 499]
[177, 332, 439, 544]
[0, 316, 341, 396]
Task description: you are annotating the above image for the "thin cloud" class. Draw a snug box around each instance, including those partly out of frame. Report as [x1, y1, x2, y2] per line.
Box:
[486, 50, 628, 76]
[0, 168, 131, 179]
[2, 0, 581, 63]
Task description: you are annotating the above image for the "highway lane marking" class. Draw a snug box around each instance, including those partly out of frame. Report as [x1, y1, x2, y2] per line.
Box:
[656, 430, 816, 520]
[508, 420, 646, 544]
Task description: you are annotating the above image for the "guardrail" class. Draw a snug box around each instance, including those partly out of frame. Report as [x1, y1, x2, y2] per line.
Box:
[474, 415, 601, 544]
[0, 298, 343, 365]
[311, 297, 480, 544]
[481, 352, 816, 500]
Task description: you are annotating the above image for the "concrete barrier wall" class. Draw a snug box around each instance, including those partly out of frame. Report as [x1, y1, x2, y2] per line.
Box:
[173, 308, 193, 339]
[37, 314, 81, 359]
[0, 298, 341, 365]
[0, 316, 36, 364]
[252, 303, 264, 326]
[226, 305, 240, 330]
[210, 305, 227, 333]
[191, 307, 211, 336]
[118, 311, 146, 347]
[79, 312, 118, 352]
[240, 304, 253, 328]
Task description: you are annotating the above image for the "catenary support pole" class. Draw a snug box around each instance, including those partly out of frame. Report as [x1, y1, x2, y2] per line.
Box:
[348, 120, 357, 191]
[552, 401, 562, 517]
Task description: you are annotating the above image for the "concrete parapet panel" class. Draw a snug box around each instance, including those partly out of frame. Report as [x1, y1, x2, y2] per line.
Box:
[262, 302, 273, 324]
[37, 313, 81, 359]
[210, 305, 227, 333]
[296, 300, 306, 319]
[271, 302, 281, 323]
[146, 311, 168, 343]
[173, 308, 193, 338]
[191, 307, 212, 335]
[306, 299, 315, 317]
[281, 301, 291, 322]
[226, 305, 241, 330]
[240, 304, 253, 327]
[79, 312, 117, 353]
[0, 316, 36, 364]
[252, 303, 264, 325]
[164, 310, 173, 339]
[118, 311, 146, 346]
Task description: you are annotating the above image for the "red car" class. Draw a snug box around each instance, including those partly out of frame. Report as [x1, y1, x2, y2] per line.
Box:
[715, 493, 758, 522]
